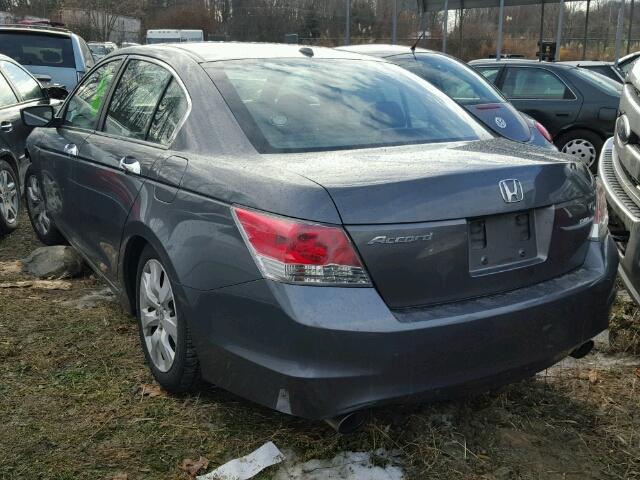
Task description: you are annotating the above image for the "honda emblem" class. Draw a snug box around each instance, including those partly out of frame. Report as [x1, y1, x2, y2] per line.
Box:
[499, 179, 524, 203]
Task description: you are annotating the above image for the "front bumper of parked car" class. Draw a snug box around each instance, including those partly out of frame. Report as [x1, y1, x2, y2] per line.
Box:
[179, 236, 617, 420]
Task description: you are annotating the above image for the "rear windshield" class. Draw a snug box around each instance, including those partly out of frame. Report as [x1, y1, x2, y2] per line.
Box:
[207, 59, 490, 153]
[390, 53, 506, 105]
[0, 32, 75, 68]
[89, 44, 107, 55]
[573, 67, 622, 96]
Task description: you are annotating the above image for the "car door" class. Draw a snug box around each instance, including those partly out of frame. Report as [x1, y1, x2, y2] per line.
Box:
[72, 57, 179, 281]
[36, 58, 123, 240]
[0, 60, 45, 185]
[497, 66, 581, 136]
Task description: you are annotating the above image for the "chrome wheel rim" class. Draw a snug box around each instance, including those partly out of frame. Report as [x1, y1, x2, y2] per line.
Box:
[561, 139, 597, 167]
[139, 259, 178, 372]
[0, 168, 18, 226]
[26, 174, 51, 236]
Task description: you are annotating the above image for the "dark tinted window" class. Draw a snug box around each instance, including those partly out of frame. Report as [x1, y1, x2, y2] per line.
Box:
[0, 73, 17, 107]
[208, 59, 489, 153]
[392, 53, 505, 105]
[0, 61, 41, 101]
[502, 67, 574, 100]
[148, 79, 189, 145]
[64, 59, 121, 130]
[104, 60, 172, 140]
[0, 33, 75, 68]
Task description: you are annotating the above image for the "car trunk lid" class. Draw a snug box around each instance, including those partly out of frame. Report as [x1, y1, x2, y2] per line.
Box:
[465, 102, 531, 143]
[269, 139, 595, 308]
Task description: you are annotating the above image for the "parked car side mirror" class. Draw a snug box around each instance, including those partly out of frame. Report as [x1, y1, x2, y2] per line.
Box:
[45, 85, 68, 100]
[21, 105, 56, 128]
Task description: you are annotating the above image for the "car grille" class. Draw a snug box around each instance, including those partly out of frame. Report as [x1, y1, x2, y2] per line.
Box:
[602, 143, 640, 218]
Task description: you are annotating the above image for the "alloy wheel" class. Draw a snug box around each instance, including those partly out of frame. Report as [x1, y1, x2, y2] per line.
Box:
[139, 259, 178, 373]
[26, 174, 51, 236]
[561, 139, 597, 167]
[0, 168, 18, 226]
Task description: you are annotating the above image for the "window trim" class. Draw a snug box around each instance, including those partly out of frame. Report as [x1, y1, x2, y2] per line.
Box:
[499, 66, 578, 102]
[94, 54, 192, 148]
[59, 55, 127, 134]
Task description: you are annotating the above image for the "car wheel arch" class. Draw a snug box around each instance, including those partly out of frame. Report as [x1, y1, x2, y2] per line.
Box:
[554, 125, 605, 143]
[0, 150, 19, 184]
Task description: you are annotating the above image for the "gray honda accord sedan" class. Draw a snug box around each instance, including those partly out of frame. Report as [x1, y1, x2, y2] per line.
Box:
[21, 43, 617, 430]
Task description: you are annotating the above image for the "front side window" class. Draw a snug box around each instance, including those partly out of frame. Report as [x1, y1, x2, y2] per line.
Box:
[207, 59, 490, 153]
[64, 59, 121, 130]
[392, 53, 505, 105]
[0, 74, 17, 108]
[147, 79, 189, 145]
[0, 33, 75, 68]
[0, 61, 41, 101]
[104, 60, 172, 140]
[502, 67, 574, 100]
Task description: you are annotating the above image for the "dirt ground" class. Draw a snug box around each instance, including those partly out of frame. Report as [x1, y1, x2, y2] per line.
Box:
[1, 217, 639, 480]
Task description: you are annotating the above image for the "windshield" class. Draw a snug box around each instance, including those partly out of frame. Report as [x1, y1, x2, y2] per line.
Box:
[0, 32, 74, 68]
[390, 53, 506, 105]
[89, 44, 107, 55]
[207, 59, 490, 153]
[146, 37, 180, 44]
[574, 67, 622, 96]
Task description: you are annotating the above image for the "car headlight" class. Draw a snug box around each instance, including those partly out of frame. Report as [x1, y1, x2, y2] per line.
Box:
[589, 178, 609, 241]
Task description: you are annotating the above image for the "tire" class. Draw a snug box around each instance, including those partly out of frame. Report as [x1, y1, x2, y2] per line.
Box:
[24, 166, 65, 245]
[555, 129, 603, 173]
[0, 159, 20, 236]
[135, 245, 200, 392]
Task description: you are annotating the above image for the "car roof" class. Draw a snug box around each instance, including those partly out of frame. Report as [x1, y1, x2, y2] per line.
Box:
[0, 25, 72, 37]
[468, 59, 575, 69]
[118, 42, 385, 63]
[335, 44, 434, 57]
[561, 60, 613, 67]
[619, 51, 640, 64]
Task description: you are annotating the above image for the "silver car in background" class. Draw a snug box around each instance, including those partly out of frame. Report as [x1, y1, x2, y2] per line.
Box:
[0, 24, 94, 90]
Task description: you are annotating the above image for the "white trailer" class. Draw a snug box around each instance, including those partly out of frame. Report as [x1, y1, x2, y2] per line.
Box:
[146, 29, 204, 44]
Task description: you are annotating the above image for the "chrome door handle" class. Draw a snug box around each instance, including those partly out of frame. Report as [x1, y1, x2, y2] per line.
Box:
[0, 121, 12, 133]
[119, 156, 140, 175]
[63, 143, 78, 156]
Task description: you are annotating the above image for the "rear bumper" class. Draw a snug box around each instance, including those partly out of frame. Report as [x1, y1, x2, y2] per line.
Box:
[181, 237, 617, 419]
[599, 136, 640, 303]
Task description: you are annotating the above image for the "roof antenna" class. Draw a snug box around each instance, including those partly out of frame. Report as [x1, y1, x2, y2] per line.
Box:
[411, 31, 425, 58]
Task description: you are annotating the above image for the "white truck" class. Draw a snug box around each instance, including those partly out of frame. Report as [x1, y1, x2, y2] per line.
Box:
[146, 29, 204, 44]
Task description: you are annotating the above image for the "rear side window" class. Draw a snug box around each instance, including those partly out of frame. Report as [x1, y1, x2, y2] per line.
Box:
[0, 61, 41, 101]
[0, 74, 17, 107]
[0, 33, 75, 68]
[148, 79, 189, 145]
[64, 59, 122, 130]
[78, 39, 95, 69]
[501, 67, 574, 100]
[475, 67, 501, 84]
[104, 60, 172, 140]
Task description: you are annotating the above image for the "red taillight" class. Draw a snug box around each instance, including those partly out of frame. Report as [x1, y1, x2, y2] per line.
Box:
[534, 121, 553, 143]
[233, 207, 370, 285]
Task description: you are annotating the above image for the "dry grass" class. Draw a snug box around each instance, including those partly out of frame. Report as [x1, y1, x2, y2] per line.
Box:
[1, 217, 639, 479]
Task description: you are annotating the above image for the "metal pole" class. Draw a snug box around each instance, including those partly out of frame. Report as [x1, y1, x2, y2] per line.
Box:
[459, 1, 464, 58]
[539, 1, 545, 61]
[615, 0, 626, 66]
[443, 0, 449, 53]
[345, 0, 351, 46]
[628, 0, 635, 54]
[555, 0, 565, 61]
[582, 0, 590, 60]
[496, 0, 505, 60]
[392, 0, 398, 44]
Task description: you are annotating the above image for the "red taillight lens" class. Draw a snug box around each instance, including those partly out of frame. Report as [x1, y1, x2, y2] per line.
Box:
[534, 121, 553, 143]
[590, 178, 609, 241]
[233, 207, 370, 285]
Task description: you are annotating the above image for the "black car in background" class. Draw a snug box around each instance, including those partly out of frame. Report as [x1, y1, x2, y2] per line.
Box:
[471, 59, 621, 170]
[561, 61, 625, 83]
[337, 45, 555, 150]
[0, 54, 65, 236]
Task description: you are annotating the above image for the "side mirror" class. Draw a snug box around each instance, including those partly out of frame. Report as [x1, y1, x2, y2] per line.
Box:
[45, 85, 68, 100]
[21, 105, 55, 128]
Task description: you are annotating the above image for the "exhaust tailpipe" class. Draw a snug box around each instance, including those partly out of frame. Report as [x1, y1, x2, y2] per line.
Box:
[570, 340, 594, 359]
[324, 411, 366, 434]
